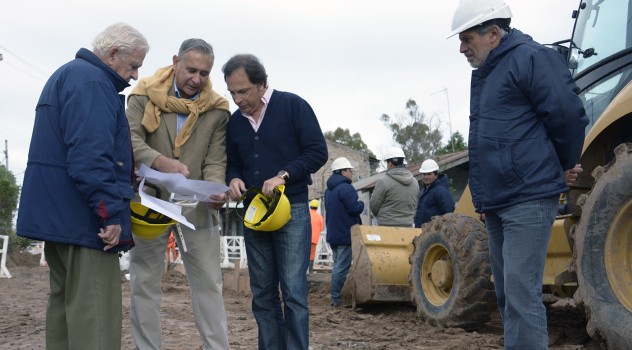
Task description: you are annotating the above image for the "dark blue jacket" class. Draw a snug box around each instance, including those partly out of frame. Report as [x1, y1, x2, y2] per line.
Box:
[468, 29, 588, 212]
[414, 174, 455, 227]
[324, 173, 364, 246]
[17, 48, 135, 253]
[226, 90, 328, 205]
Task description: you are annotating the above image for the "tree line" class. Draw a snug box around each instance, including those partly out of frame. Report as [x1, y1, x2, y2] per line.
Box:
[324, 98, 467, 173]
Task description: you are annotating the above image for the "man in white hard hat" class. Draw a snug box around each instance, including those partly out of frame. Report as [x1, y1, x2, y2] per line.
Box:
[324, 157, 364, 307]
[414, 159, 455, 228]
[449, 0, 588, 348]
[370, 147, 418, 227]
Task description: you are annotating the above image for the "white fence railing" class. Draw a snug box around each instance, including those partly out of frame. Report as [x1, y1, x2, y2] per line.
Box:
[219, 233, 333, 271]
[0, 235, 12, 278]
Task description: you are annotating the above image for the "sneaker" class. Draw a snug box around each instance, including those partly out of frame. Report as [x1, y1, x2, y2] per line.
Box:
[331, 301, 342, 307]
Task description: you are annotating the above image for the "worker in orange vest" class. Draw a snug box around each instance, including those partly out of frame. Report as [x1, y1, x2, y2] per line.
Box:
[309, 199, 324, 274]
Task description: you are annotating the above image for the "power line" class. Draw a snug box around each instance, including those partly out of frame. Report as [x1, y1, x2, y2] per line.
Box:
[1, 59, 46, 82]
[0, 44, 49, 78]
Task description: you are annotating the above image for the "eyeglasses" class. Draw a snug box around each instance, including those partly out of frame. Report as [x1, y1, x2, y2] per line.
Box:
[228, 87, 253, 100]
[228, 85, 259, 100]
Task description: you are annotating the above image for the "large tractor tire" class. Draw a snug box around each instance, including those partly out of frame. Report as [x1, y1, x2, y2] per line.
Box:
[574, 143, 632, 349]
[409, 213, 496, 330]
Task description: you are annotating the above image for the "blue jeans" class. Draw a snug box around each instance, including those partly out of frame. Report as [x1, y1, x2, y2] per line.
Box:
[243, 203, 311, 350]
[484, 196, 558, 350]
[330, 244, 352, 305]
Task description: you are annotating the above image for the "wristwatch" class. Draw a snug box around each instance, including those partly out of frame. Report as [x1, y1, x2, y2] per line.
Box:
[277, 170, 290, 182]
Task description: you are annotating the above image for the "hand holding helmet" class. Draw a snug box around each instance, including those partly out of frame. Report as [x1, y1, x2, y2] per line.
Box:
[237, 185, 291, 232]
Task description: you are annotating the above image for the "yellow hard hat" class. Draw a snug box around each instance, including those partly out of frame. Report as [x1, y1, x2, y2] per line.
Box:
[239, 185, 291, 232]
[309, 199, 319, 209]
[130, 202, 176, 239]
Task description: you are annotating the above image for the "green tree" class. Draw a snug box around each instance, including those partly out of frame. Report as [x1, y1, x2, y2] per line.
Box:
[381, 98, 443, 163]
[436, 131, 468, 155]
[324, 127, 379, 172]
[0, 165, 20, 236]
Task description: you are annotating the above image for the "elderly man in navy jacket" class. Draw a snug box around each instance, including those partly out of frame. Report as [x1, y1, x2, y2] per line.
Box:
[449, 0, 588, 349]
[17, 23, 148, 349]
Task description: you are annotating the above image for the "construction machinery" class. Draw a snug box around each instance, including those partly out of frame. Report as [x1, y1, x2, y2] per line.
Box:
[345, 1, 632, 348]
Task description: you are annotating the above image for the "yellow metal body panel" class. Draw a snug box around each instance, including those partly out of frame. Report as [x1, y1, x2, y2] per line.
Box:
[346, 225, 421, 305]
[542, 218, 572, 286]
[453, 185, 573, 287]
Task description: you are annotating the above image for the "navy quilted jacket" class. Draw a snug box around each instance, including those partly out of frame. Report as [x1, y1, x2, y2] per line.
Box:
[468, 29, 588, 212]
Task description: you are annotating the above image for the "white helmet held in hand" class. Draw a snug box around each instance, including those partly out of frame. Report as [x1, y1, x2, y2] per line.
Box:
[382, 147, 405, 161]
[448, 0, 512, 38]
[420, 159, 439, 173]
[331, 157, 354, 172]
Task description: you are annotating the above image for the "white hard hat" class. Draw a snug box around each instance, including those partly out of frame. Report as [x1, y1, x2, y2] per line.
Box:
[420, 159, 439, 173]
[331, 157, 354, 172]
[382, 147, 405, 161]
[448, 0, 512, 38]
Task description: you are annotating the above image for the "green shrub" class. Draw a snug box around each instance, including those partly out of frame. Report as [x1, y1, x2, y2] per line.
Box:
[5, 230, 33, 253]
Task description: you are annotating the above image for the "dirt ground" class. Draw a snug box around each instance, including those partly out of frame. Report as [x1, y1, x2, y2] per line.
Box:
[1, 251, 602, 350]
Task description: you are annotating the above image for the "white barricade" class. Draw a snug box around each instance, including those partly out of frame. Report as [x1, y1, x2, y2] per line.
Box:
[220, 236, 247, 269]
[39, 242, 47, 267]
[313, 232, 333, 270]
[0, 235, 12, 278]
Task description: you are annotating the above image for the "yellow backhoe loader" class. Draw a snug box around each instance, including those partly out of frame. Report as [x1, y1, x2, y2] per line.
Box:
[345, 1, 632, 348]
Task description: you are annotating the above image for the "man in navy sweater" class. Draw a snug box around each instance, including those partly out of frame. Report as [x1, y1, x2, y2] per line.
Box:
[223, 54, 328, 350]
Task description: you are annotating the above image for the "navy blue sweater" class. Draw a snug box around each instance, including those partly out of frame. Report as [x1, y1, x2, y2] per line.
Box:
[226, 90, 328, 204]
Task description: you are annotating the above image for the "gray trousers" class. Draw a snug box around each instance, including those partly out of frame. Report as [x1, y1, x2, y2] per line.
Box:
[129, 215, 228, 350]
[45, 242, 122, 350]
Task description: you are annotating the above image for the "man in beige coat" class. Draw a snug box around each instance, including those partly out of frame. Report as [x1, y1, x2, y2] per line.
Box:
[126, 38, 230, 350]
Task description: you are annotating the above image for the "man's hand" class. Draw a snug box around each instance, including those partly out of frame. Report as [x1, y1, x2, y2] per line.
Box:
[152, 155, 190, 176]
[207, 192, 227, 209]
[262, 176, 285, 197]
[228, 178, 247, 201]
[565, 164, 583, 186]
[98, 224, 121, 251]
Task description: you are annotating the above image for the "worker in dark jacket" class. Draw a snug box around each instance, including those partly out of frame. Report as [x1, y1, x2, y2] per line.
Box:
[16, 23, 149, 349]
[449, 0, 588, 348]
[414, 159, 455, 227]
[324, 157, 364, 307]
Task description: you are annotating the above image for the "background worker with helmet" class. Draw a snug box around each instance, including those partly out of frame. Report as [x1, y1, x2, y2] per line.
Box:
[369, 147, 419, 227]
[324, 157, 365, 307]
[223, 53, 328, 349]
[308, 199, 323, 274]
[414, 159, 455, 228]
[126, 38, 231, 350]
[449, 0, 588, 348]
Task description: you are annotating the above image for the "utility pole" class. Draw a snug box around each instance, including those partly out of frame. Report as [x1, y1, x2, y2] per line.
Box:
[3, 140, 8, 170]
[431, 87, 454, 152]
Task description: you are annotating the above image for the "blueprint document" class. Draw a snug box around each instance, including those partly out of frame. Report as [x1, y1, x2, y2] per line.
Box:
[137, 164, 230, 229]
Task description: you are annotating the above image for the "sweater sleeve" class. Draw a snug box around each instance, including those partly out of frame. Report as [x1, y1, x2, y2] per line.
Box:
[283, 96, 328, 182]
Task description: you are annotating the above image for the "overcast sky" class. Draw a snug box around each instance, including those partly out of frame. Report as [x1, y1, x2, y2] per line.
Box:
[0, 0, 579, 186]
